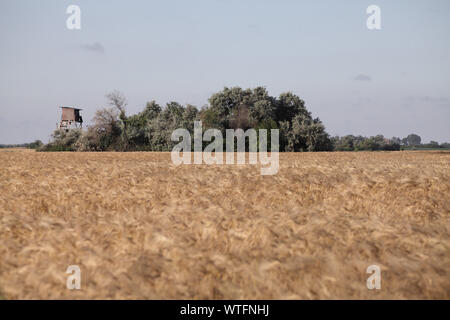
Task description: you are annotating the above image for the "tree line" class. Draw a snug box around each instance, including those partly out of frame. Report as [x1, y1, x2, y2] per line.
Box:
[0, 140, 43, 149]
[39, 87, 449, 152]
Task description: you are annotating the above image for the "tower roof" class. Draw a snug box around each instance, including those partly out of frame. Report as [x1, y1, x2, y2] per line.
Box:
[60, 106, 83, 111]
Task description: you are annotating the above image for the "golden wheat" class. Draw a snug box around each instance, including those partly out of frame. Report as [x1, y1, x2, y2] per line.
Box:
[0, 149, 449, 299]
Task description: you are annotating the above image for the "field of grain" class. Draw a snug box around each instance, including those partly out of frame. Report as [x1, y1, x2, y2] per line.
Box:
[0, 149, 449, 299]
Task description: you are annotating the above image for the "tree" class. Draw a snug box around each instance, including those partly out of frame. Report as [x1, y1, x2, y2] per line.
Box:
[391, 137, 401, 145]
[126, 113, 148, 148]
[41, 129, 82, 151]
[229, 104, 251, 130]
[200, 106, 221, 130]
[206, 87, 333, 152]
[333, 135, 356, 151]
[28, 140, 44, 149]
[401, 137, 408, 146]
[355, 137, 378, 151]
[208, 86, 277, 131]
[208, 87, 252, 130]
[106, 90, 129, 150]
[249, 100, 276, 124]
[277, 92, 310, 123]
[406, 133, 421, 146]
[141, 102, 199, 151]
[430, 141, 439, 148]
[164, 102, 185, 127]
[129, 100, 163, 150]
[142, 101, 162, 120]
[89, 107, 122, 150]
[181, 104, 199, 133]
[290, 116, 333, 151]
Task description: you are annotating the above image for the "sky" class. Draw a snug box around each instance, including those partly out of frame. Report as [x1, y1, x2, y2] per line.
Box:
[0, 0, 449, 144]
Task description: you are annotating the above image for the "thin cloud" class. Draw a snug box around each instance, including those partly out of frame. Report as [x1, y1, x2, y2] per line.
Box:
[406, 96, 449, 103]
[80, 42, 105, 54]
[354, 74, 372, 81]
[405, 96, 450, 109]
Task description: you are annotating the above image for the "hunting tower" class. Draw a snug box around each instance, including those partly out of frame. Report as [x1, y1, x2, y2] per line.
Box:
[59, 107, 83, 131]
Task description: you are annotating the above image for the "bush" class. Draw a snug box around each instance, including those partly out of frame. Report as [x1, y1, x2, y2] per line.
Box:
[40, 129, 82, 151]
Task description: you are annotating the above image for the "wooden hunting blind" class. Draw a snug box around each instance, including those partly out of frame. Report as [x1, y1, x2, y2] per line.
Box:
[59, 107, 83, 130]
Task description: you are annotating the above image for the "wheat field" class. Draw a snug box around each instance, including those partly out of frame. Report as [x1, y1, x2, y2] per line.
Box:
[0, 149, 449, 299]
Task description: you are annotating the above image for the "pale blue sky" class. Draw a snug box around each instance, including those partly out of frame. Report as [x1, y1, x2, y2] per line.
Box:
[1, 0, 449, 143]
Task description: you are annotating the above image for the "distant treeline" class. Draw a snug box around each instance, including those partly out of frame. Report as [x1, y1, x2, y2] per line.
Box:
[332, 134, 450, 151]
[0, 140, 43, 149]
[39, 87, 449, 152]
